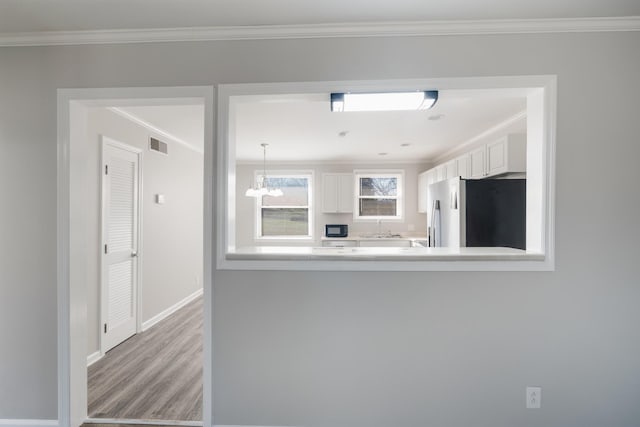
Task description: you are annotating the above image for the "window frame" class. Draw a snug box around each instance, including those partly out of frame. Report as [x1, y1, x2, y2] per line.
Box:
[353, 170, 405, 222]
[219, 76, 557, 271]
[254, 170, 314, 241]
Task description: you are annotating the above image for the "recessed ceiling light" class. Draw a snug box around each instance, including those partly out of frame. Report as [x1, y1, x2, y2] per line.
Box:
[400, 143, 411, 147]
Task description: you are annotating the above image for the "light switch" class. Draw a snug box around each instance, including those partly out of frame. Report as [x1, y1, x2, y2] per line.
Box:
[156, 194, 166, 204]
[526, 386, 542, 409]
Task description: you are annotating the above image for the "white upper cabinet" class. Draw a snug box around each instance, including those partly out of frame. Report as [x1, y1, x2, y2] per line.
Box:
[485, 134, 526, 177]
[322, 173, 353, 213]
[469, 146, 486, 179]
[435, 164, 446, 182]
[456, 153, 471, 179]
[444, 159, 458, 179]
[418, 168, 437, 213]
[417, 133, 526, 213]
[468, 133, 527, 179]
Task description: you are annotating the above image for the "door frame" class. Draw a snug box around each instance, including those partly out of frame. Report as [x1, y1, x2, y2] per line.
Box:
[57, 86, 214, 427]
[100, 137, 144, 355]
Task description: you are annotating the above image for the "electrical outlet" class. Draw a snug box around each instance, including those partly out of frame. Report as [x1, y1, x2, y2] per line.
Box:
[526, 386, 542, 409]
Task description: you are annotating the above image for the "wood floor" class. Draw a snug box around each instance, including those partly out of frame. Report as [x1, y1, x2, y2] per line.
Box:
[88, 295, 203, 421]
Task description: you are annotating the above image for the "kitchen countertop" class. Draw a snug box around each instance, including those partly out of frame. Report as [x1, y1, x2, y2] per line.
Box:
[227, 246, 544, 261]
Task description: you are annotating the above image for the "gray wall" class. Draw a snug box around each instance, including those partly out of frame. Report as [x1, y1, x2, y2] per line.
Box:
[84, 107, 203, 356]
[236, 162, 428, 247]
[0, 32, 639, 426]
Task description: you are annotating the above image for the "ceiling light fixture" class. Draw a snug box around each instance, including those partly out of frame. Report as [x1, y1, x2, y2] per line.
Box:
[245, 143, 283, 198]
[331, 90, 438, 112]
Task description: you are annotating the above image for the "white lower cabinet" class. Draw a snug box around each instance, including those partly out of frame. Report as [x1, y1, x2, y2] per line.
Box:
[321, 239, 412, 247]
[358, 239, 411, 247]
[321, 239, 358, 247]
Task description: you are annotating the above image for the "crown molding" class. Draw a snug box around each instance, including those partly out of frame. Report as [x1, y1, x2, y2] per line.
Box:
[0, 16, 638, 47]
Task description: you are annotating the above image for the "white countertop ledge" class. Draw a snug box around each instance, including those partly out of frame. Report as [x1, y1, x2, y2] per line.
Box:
[226, 246, 545, 261]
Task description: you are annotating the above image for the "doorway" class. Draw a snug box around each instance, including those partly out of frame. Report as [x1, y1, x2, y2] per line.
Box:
[57, 87, 214, 427]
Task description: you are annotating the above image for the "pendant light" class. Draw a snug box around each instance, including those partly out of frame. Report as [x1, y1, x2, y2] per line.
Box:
[245, 143, 283, 198]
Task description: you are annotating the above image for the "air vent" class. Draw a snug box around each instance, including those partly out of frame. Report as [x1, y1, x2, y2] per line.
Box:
[149, 137, 168, 154]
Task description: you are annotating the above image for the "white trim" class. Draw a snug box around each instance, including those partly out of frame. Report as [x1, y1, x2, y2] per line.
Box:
[0, 421, 58, 427]
[86, 351, 102, 366]
[218, 76, 556, 271]
[141, 288, 204, 331]
[433, 110, 527, 164]
[108, 107, 204, 154]
[1, 16, 639, 47]
[58, 86, 214, 427]
[85, 418, 202, 427]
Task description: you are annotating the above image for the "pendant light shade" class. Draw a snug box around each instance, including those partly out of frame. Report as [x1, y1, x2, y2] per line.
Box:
[245, 143, 283, 198]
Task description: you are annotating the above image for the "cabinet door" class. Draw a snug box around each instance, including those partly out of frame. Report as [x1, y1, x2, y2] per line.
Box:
[444, 159, 458, 179]
[486, 137, 507, 176]
[418, 171, 429, 213]
[436, 165, 446, 181]
[469, 146, 486, 178]
[321, 174, 339, 213]
[456, 154, 471, 179]
[336, 174, 353, 213]
[419, 169, 437, 214]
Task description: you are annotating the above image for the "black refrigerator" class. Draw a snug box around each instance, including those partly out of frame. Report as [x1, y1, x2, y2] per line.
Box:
[427, 177, 526, 249]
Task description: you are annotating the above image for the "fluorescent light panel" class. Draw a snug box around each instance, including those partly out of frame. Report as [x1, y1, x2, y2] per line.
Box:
[331, 91, 438, 112]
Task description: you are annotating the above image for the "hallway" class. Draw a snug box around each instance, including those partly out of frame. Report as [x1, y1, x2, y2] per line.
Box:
[88, 296, 203, 421]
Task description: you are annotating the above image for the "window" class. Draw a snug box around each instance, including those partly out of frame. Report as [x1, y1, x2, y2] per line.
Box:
[256, 173, 313, 239]
[354, 170, 404, 220]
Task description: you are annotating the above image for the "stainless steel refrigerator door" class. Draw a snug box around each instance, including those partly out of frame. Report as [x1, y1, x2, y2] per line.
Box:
[426, 177, 462, 247]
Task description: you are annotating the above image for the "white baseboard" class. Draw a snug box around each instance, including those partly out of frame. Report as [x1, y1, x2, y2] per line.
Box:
[87, 351, 102, 366]
[86, 418, 201, 426]
[0, 420, 58, 427]
[141, 288, 203, 332]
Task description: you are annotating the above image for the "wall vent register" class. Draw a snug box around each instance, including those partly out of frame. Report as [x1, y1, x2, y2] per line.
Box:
[149, 136, 168, 154]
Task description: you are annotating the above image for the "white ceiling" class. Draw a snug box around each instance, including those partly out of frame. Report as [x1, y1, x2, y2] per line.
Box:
[234, 90, 526, 163]
[115, 89, 525, 163]
[0, 0, 638, 33]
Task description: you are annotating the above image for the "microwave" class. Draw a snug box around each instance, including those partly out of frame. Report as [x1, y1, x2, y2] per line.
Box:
[325, 224, 348, 238]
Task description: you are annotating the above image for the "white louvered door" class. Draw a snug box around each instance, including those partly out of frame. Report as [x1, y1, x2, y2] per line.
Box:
[101, 138, 141, 353]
